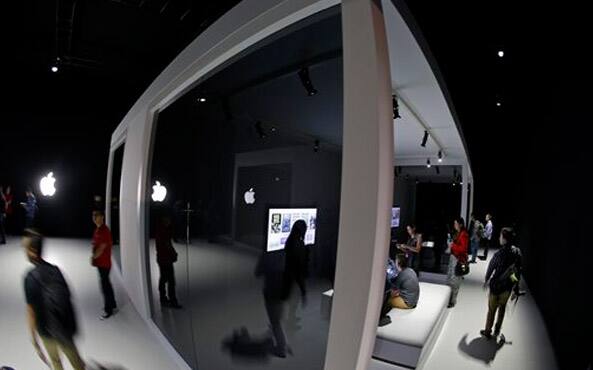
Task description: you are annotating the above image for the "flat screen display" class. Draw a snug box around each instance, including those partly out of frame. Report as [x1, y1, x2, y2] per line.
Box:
[391, 207, 401, 228]
[267, 208, 317, 252]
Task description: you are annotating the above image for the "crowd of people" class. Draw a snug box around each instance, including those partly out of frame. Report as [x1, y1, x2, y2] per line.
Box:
[380, 213, 523, 342]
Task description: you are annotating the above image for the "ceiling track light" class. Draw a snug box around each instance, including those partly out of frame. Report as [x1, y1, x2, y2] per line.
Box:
[392, 95, 401, 119]
[313, 139, 320, 152]
[298, 67, 318, 96]
[421, 130, 429, 147]
[438, 150, 443, 163]
[426, 158, 431, 168]
[50, 57, 61, 73]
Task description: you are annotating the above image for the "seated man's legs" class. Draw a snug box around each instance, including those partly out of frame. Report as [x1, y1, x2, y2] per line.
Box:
[390, 296, 411, 309]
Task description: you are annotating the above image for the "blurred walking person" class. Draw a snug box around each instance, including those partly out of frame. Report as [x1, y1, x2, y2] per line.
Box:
[469, 213, 483, 263]
[91, 210, 117, 319]
[22, 229, 85, 370]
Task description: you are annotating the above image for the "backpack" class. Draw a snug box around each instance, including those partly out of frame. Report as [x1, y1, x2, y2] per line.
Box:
[491, 247, 520, 293]
[32, 264, 77, 341]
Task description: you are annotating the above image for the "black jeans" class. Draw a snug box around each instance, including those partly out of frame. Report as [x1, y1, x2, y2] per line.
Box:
[97, 267, 117, 314]
[158, 263, 178, 304]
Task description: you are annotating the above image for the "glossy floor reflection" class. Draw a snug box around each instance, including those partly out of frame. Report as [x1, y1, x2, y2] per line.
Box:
[148, 239, 332, 370]
[0, 237, 179, 370]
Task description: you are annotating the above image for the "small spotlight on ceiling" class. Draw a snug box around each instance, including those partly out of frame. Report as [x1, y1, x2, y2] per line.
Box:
[298, 67, 318, 96]
[198, 97, 206, 103]
[51, 66, 59, 73]
[270, 127, 277, 133]
[496, 101, 502, 107]
[438, 150, 443, 163]
[421, 130, 429, 147]
[498, 50, 504, 58]
[313, 139, 320, 152]
[392, 95, 401, 119]
[426, 158, 431, 168]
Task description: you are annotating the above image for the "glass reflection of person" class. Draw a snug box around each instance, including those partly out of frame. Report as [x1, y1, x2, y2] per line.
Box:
[255, 220, 308, 358]
[156, 215, 181, 309]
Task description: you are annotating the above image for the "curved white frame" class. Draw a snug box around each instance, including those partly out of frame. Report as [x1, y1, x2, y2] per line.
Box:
[106, 0, 406, 369]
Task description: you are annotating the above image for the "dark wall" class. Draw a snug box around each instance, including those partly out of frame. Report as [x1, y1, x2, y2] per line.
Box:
[517, 118, 593, 369]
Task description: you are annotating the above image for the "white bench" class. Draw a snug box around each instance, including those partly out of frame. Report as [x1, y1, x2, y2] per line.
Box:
[373, 282, 451, 368]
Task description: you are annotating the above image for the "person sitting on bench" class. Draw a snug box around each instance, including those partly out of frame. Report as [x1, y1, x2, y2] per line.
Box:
[379, 254, 420, 326]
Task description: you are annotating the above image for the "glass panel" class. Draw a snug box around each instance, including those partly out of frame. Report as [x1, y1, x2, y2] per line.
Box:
[147, 6, 343, 369]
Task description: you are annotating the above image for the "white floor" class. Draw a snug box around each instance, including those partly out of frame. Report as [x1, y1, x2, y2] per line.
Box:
[1, 237, 559, 370]
[418, 250, 558, 370]
[0, 237, 179, 370]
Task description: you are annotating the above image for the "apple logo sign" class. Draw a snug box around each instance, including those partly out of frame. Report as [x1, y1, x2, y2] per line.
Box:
[244, 188, 256, 205]
[40, 172, 57, 197]
[151, 181, 167, 202]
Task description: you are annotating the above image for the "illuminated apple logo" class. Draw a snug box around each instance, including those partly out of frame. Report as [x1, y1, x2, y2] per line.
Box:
[244, 188, 255, 205]
[151, 181, 167, 202]
[40, 172, 56, 197]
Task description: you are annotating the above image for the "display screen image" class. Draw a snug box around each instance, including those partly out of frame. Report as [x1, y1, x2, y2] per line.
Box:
[391, 207, 401, 228]
[267, 208, 317, 252]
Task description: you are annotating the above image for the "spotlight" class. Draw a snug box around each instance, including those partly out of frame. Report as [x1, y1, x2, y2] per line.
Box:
[438, 150, 443, 163]
[198, 97, 207, 103]
[255, 121, 266, 139]
[421, 130, 429, 147]
[313, 139, 320, 152]
[498, 50, 504, 58]
[271, 127, 277, 133]
[426, 158, 431, 168]
[496, 101, 502, 107]
[392, 95, 401, 119]
[298, 67, 318, 96]
[50, 57, 60, 73]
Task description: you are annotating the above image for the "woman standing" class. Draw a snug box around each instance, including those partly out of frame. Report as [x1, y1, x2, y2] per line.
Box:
[398, 224, 423, 272]
[447, 217, 469, 307]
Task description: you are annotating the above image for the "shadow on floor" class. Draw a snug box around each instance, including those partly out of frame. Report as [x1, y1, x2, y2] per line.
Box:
[221, 327, 274, 364]
[458, 333, 510, 365]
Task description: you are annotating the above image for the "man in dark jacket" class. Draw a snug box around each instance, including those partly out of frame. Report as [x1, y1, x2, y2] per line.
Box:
[22, 229, 85, 370]
[156, 215, 181, 308]
[481, 227, 522, 339]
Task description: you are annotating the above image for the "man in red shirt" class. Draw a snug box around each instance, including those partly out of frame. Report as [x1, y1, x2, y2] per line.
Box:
[91, 210, 117, 319]
[447, 217, 469, 308]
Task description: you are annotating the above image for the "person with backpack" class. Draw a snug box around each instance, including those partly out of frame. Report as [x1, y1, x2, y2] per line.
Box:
[481, 227, 522, 339]
[22, 228, 85, 370]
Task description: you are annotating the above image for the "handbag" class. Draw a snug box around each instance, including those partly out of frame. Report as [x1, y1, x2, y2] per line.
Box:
[455, 260, 470, 276]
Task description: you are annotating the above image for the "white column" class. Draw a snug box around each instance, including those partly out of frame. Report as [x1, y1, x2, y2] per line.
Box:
[324, 1, 393, 369]
[461, 163, 469, 221]
[105, 150, 114, 229]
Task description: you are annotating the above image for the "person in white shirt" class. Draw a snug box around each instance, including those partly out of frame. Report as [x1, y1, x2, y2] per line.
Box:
[481, 214, 494, 260]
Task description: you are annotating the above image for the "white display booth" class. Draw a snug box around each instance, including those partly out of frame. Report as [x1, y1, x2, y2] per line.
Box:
[106, 0, 472, 369]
